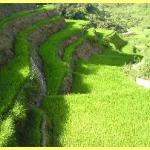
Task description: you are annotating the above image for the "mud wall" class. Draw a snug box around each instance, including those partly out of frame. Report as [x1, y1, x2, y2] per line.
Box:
[0, 4, 37, 20]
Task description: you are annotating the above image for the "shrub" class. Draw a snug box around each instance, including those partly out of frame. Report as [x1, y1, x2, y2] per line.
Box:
[133, 46, 137, 53]
[102, 38, 109, 47]
[137, 57, 150, 80]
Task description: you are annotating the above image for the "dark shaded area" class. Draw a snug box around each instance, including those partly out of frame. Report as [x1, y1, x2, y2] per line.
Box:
[43, 96, 69, 147]
[16, 107, 42, 146]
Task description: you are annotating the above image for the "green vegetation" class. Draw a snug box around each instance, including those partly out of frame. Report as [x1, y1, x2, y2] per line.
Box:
[0, 101, 26, 146]
[63, 38, 83, 62]
[38, 20, 88, 95]
[43, 29, 150, 146]
[123, 28, 150, 56]
[0, 4, 150, 147]
[0, 11, 61, 146]
[44, 90, 150, 146]
[104, 31, 128, 50]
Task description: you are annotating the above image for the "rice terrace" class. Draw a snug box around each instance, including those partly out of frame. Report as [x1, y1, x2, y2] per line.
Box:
[0, 3, 150, 147]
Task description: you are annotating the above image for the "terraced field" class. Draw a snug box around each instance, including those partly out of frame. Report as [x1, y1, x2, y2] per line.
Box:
[0, 4, 150, 147]
[43, 30, 150, 146]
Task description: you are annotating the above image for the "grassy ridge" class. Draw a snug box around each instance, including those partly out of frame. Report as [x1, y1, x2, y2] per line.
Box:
[0, 16, 61, 114]
[39, 20, 88, 95]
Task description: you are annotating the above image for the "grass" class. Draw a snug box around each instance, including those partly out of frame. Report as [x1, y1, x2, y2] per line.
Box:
[43, 28, 150, 146]
[0, 16, 61, 114]
[38, 19, 88, 95]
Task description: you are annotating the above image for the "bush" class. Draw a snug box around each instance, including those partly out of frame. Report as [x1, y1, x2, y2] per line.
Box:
[102, 38, 109, 47]
[137, 57, 150, 80]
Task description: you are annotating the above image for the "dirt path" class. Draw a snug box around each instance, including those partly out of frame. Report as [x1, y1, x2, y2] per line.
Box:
[30, 48, 47, 106]
[30, 49, 47, 146]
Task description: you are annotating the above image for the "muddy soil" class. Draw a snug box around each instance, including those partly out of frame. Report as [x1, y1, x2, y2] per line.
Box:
[76, 42, 102, 60]
[0, 4, 37, 20]
[58, 33, 81, 59]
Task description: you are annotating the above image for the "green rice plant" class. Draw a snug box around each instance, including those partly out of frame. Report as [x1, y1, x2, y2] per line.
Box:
[0, 116, 16, 146]
[44, 89, 150, 146]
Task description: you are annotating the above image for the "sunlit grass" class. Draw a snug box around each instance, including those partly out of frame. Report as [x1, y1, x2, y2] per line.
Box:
[19, 66, 30, 78]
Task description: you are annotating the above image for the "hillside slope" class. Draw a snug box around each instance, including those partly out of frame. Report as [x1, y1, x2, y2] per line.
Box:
[0, 4, 150, 147]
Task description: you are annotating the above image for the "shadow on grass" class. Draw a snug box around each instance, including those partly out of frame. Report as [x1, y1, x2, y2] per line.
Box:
[43, 95, 69, 147]
[71, 36, 140, 94]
